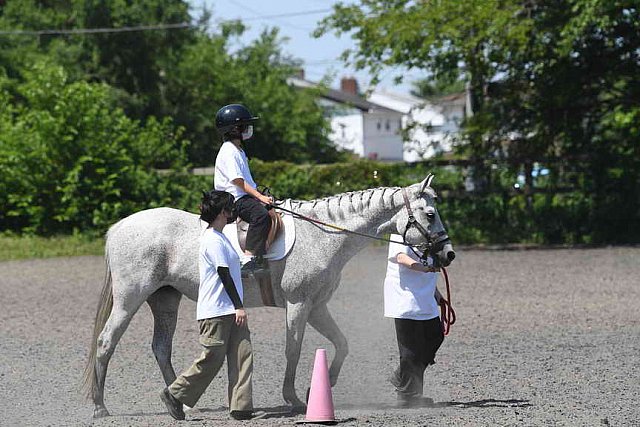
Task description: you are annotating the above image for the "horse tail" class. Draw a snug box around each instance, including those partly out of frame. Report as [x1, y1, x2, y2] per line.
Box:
[82, 240, 114, 400]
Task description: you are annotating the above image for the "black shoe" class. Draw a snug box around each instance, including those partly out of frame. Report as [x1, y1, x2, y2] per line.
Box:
[389, 371, 401, 388]
[396, 393, 434, 408]
[230, 410, 267, 420]
[160, 388, 185, 420]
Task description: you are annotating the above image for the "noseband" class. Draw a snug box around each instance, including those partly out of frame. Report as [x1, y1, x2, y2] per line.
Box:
[401, 188, 450, 264]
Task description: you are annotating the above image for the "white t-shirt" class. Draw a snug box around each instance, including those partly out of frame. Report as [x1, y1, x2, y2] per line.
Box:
[383, 235, 439, 320]
[214, 141, 257, 201]
[197, 228, 244, 320]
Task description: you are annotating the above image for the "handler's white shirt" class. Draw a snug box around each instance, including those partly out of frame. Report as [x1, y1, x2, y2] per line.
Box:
[383, 235, 439, 320]
[197, 228, 244, 320]
[214, 141, 257, 201]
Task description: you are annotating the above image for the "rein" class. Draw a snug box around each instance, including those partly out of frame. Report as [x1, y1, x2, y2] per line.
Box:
[439, 267, 456, 336]
[269, 202, 413, 248]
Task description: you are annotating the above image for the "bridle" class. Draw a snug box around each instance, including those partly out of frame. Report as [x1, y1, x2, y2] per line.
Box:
[400, 187, 451, 266]
[400, 184, 456, 335]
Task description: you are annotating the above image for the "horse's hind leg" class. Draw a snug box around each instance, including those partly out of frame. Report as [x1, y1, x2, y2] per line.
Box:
[308, 303, 349, 387]
[283, 301, 312, 410]
[93, 301, 143, 418]
[147, 286, 182, 386]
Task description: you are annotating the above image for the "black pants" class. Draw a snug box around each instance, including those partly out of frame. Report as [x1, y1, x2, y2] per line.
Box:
[392, 317, 444, 397]
[235, 195, 270, 257]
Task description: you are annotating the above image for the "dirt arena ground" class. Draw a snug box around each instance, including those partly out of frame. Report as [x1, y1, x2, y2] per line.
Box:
[1, 245, 639, 426]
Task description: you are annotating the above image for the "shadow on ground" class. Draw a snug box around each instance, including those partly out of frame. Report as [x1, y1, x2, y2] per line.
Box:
[444, 398, 531, 408]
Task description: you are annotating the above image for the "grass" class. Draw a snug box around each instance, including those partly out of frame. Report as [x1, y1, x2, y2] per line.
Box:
[0, 234, 104, 261]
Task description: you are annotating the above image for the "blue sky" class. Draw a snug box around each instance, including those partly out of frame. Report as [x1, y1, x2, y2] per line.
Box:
[188, 0, 421, 94]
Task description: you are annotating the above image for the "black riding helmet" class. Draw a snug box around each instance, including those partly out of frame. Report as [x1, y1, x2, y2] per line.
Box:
[215, 104, 259, 137]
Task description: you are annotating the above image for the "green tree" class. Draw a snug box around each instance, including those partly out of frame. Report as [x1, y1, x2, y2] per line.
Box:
[80, 0, 196, 118]
[411, 75, 465, 100]
[317, 0, 640, 243]
[0, 2, 340, 165]
[166, 25, 341, 165]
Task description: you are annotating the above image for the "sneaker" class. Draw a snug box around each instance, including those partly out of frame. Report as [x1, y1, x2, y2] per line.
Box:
[396, 392, 434, 408]
[160, 388, 185, 420]
[230, 410, 268, 420]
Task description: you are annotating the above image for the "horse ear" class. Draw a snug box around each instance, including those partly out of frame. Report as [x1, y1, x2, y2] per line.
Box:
[376, 219, 395, 236]
[420, 173, 435, 193]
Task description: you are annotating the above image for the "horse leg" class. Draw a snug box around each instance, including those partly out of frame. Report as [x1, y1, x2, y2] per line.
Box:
[308, 303, 349, 387]
[147, 286, 182, 386]
[283, 301, 311, 410]
[93, 302, 142, 418]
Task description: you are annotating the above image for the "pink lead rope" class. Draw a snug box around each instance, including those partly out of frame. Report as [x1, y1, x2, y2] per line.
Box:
[439, 267, 456, 336]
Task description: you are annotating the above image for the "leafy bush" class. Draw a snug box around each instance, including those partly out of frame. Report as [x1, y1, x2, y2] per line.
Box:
[0, 63, 198, 235]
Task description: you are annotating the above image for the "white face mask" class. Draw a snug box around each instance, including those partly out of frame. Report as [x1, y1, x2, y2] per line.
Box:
[241, 125, 253, 141]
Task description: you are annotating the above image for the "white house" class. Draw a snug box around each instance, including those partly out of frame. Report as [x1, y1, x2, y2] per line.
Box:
[288, 72, 470, 162]
[368, 89, 470, 162]
[289, 74, 405, 161]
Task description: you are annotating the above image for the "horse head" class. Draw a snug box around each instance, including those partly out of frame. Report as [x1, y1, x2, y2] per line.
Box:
[376, 174, 456, 267]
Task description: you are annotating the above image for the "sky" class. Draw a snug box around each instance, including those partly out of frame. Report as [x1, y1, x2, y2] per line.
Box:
[188, 0, 422, 95]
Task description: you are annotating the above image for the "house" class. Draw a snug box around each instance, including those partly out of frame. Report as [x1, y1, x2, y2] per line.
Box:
[289, 74, 405, 161]
[288, 72, 470, 162]
[368, 89, 470, 162]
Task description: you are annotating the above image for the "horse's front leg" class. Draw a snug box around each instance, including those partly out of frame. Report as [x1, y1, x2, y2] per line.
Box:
[283, 300, 311, 410]
[308, 303, 348, 387]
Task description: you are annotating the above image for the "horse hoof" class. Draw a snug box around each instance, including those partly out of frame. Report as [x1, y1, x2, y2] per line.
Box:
[93, 407, 110, 418]
[284, 395, 306, 413]
[290, 404, 307, 415]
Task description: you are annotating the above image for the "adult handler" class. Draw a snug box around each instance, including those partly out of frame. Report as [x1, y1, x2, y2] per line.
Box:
[383, 234, 445, 407]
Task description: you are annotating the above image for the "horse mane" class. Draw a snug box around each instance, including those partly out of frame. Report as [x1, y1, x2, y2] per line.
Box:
[288, 186, 404, 221]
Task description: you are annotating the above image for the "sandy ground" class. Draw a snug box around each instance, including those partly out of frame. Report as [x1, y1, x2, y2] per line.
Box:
[1, 245, 639, 426]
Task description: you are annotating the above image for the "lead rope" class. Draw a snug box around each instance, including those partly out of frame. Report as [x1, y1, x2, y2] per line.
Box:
[439, 267, 456, 336]
[268, 201, 417, 248]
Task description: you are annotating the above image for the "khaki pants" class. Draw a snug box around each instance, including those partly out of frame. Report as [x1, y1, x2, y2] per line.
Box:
[168, 315, 253, 411]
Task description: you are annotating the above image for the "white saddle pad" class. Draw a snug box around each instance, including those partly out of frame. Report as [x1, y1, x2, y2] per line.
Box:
[221, 199, 296, 265]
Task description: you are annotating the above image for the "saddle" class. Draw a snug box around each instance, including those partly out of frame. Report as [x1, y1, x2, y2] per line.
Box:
[221, 200, 296, 308]
[235, 208, 284, 254]
[234, 209, 283, 307]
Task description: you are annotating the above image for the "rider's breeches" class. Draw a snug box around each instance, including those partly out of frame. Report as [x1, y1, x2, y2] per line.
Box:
[235, 195, 270, 256]
[392, 317, 444, 396]
[168, 315, 253, 411]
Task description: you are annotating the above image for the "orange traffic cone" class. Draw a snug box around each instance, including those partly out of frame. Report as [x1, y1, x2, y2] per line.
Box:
[299, 349, 336, 424]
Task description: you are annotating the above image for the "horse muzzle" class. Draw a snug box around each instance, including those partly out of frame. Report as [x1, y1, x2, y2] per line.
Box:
[431, 240, 455, 268]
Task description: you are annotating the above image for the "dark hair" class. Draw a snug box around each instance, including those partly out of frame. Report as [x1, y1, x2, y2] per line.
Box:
[200, 190, 234, 224]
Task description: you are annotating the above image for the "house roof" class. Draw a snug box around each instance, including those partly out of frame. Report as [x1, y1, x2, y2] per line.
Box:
[288, 76, 399, 114]
[437, 92, 466, 103]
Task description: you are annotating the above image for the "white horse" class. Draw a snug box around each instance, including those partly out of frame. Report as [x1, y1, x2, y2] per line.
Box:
[83, 174, 456, 418]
